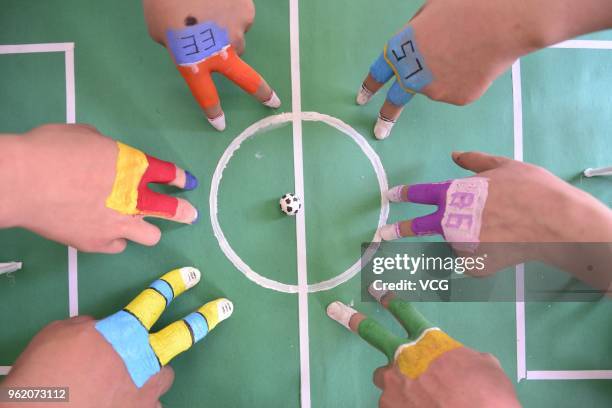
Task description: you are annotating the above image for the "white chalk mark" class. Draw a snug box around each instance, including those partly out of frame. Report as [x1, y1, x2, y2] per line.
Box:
[65, 44, 76, 124]
[64, 44, 79, 318]
[512, 44, 612, 381]
[511, 61, 523, 163]
[584, 166, 612, 177]
[209, 112, 388, 294]
[527, 370, 612, 380]
[512, 60, 527, 382]
[0, 43, 73, 54]
[551, 40, 612, 50]
[0, 262, 22, 276]
[288, 0, 310, 405]
[515, 264, 526, 382]
[68, 247, 78, 317]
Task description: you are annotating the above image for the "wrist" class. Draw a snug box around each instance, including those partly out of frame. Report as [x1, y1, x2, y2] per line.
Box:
[0, 134, 25, 228]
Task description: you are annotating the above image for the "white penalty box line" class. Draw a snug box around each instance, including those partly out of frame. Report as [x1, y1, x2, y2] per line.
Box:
[0, 42, 77, 376]
[513, 38, 612, 382]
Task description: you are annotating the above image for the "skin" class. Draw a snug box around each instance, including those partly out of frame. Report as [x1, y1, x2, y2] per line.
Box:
[392, 151, 612, 288]
[396, 151, 612, 243]
[346, 292, 520, 408]
[0, 316, 174, 408]
[0, 124, 197, 254]
[361, 0, 612, 125]
[142, 0, 274, 119]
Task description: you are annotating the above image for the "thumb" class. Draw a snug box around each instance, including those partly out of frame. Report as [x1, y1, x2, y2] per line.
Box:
[451, 151, 510, 173]
[141, 366, 175, 401]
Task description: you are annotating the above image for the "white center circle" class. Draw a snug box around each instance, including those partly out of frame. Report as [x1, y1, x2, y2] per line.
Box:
[209, 112, 389, 293]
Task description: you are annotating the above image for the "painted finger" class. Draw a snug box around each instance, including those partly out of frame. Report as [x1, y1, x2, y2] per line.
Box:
[452, 151, 511, 173]
[144, 155, 198, 191]
[386, 181, 451, 205]
[357, 54, 394, 106]
[177, 65, 226, 131]
[124, 268, 201, 330]
[167, 20, 228, 130]
[387, 182, 451, 204]
[373, 81, 415, 140]
[138, 190, 198, 224]
[95, 268, 201, 388]
[105, 142, 198, 223]
[327, 301, 404, 362]
[365, 289, 464, 380]
[367, 284, 432, 339]
[378, 211, 443, 241]
[384, 178, 489, 251]
[218, 48, 281, 109]
[123, 220, 162, 247]
[149, 298, 233, 366]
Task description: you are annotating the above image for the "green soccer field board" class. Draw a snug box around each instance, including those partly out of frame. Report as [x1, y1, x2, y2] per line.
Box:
[1, 1, 612, 407]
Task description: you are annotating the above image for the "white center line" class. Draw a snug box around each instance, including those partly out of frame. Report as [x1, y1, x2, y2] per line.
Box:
[511, 60, 527, 382]
[289, 0, 311, 406]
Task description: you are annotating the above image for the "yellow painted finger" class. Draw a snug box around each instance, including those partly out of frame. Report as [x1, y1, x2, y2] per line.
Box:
[149, 298, 233, 366]
[124, 267, 200, 330]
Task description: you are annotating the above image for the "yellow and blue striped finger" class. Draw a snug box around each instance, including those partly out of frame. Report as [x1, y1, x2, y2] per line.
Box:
[150, 298, 234, 366]
[124, 267, 200, 330]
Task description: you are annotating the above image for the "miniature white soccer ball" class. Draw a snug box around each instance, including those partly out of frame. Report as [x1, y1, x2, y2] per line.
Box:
[280, 193, 301, 216]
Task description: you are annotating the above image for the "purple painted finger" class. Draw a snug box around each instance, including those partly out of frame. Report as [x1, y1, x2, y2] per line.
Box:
[411, 210, 445, 236]
[406, 182, 451, 205]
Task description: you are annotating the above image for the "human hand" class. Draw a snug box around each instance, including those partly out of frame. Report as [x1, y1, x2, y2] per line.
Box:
[378, 151, 612, 247]
[327, 287, 519, 408]
[142, 0, 281, 131]
[356, 0, 612, 139]
[1, 268, 233, 408]
[376, 152, 612, 285]
[0, 124, 198, 253]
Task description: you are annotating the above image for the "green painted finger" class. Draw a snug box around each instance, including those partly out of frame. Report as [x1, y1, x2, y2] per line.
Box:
[357, 317, 406, 362]
[327, 301, 404, 361]
[387, 298, 434, 340]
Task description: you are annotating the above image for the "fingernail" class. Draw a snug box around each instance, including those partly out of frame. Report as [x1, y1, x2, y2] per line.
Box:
[184, 171, 198, 190]
[208, 113, 226, 131]
[190, 208, 199, 225]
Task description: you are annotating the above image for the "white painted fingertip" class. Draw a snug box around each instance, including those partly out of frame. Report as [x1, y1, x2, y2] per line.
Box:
[208, 114, 226, 131]
[356, 85, 373, 105]
[374, 116, 395, 140]
[326, 301, 357, 330]
[0, 262, 22, 275]
[378, 223, 401, 241]
[263, 91, 281, 109]
[216, 298, 234, 321]
[368, 282, 389, 303]
[179, 267, 201, 289]
[386, 185, 406, 202]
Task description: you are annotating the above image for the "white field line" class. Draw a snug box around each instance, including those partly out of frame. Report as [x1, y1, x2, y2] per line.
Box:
[289, 0, 311, 406]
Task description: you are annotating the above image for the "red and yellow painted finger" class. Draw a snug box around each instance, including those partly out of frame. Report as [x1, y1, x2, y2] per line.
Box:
[105, 142, 198, 223]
